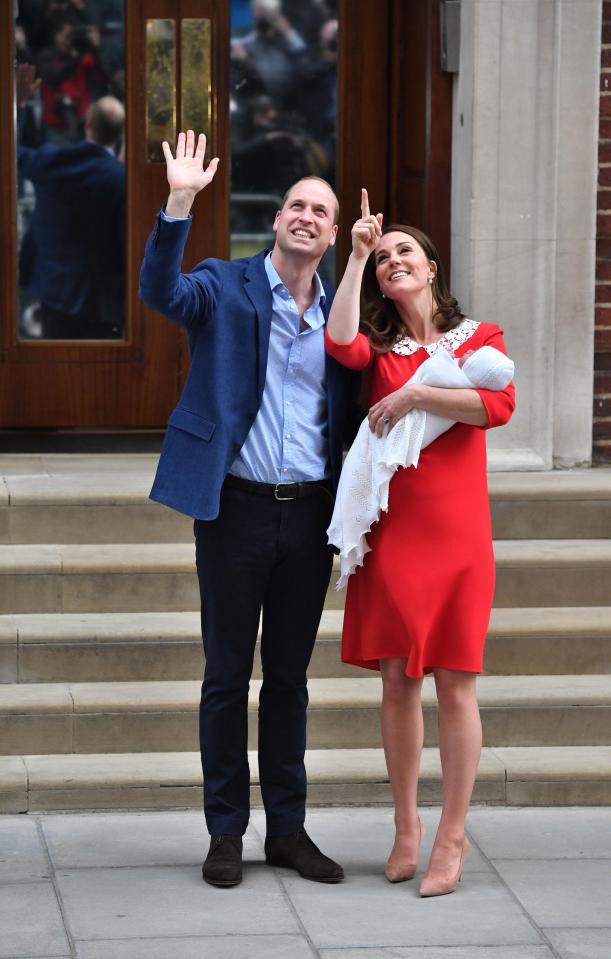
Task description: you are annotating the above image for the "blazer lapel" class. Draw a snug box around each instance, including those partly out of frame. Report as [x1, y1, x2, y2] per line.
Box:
[244, 252, 273, 401]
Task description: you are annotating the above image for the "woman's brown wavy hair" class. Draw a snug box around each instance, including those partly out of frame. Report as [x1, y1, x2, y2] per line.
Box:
[360, 224, 465, 351]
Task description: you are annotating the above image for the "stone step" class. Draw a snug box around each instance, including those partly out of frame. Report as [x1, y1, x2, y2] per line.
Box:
[327, 540, 611, 611]
[0, 610, 356, 683]
[2, 463, 611, 544]
[2, 745, 610, 812]
[487, 469, 611, 539]
[2, 607, 610, 684]
[2, 675, 611, 756]
[2, 540, 611, 614]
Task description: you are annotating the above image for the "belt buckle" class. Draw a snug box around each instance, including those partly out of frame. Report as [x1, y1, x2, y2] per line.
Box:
[274, 482, 297, 501]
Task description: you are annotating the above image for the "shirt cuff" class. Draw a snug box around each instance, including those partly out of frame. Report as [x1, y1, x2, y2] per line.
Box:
[161, 209, 191, 222]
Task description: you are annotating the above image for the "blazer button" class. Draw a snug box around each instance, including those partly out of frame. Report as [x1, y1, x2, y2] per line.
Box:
[233, 443, 241, 453]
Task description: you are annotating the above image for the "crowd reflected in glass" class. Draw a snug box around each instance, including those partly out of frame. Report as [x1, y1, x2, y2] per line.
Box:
[230, 0, 338, 284]
[15, 0, 126, 340]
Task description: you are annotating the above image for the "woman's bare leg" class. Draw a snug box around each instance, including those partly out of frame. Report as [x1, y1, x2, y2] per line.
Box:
[379, 658, 424, 876]
[421, 668, 481, 890]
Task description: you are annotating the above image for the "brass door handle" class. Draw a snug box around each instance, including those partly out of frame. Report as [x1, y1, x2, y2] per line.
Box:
[145, 17, 212, 163]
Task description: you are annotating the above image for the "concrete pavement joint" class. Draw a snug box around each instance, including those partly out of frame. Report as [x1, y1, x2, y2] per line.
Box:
[73, 932, 315, 942]
[250, 816, 322, 959]
[35, 815, 78, 959]
[465, 827, 563, 959]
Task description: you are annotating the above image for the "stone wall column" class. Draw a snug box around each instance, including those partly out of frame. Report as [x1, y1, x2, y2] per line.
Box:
[451, 0, 601, 469]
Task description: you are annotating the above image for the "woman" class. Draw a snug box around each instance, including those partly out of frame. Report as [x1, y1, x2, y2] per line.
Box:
[325, 191, 515, 897]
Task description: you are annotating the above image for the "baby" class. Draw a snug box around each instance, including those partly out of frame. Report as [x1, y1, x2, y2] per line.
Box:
[328, 345, 515, 588]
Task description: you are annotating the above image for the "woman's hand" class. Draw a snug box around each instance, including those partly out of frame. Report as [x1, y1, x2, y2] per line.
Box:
[351, 188, 383, 260]
[369, 385, 421, 436]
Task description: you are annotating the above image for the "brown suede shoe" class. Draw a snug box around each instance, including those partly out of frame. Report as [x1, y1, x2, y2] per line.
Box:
[264, 830, 344, 882]
[202, 834, 243, 887]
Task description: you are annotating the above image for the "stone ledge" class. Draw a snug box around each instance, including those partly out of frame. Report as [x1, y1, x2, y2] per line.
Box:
[2, 540, 610, 576]
[2, 461, 609, 502]
[3, 675, 611, 717]
[2, 746, 611, 811]
[2, 607, 607, 647]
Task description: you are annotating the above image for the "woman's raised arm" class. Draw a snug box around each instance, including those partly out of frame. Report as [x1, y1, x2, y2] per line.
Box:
[326, 189, 382, 344]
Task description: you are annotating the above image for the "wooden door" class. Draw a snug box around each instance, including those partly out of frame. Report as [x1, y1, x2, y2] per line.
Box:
[0, 0, 229, 428]
[1, 0, 450, 430]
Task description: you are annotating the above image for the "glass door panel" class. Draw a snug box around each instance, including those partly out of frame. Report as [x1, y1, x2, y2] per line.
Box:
[15, 0, 127, 341]
[229, 0, 338, 284]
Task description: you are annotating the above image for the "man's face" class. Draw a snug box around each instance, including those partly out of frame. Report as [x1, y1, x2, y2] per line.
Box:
[272, 180, 338, 261]
[55, 25, 73, 54]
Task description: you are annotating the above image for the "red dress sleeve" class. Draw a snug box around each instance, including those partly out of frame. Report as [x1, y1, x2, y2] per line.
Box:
[473, 324, 516, 429]
[324, 327, 374, 370]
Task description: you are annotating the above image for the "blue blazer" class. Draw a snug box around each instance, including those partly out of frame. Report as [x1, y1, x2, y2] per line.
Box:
[140, 212, 359, 520]
[18, 139, 125, 322]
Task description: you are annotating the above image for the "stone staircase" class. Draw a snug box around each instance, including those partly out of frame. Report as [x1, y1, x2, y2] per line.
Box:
[1, 454, 611, 812]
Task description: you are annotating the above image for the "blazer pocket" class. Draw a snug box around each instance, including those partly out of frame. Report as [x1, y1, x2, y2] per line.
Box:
[168, 407, 216, 441]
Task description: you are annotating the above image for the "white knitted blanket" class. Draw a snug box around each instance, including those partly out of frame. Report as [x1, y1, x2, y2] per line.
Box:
[327, 345, 514, 589]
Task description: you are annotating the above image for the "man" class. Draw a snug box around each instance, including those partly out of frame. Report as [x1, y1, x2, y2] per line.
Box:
[140, 130, 357, 887]
[17, 64, 125, 339]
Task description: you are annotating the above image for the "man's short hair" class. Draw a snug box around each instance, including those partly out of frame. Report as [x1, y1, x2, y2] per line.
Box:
[85, 97, 125, 147]
[280, 177, 340, 225]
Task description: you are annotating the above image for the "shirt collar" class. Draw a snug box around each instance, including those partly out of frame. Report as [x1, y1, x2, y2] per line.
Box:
[264, 253, 326, 316]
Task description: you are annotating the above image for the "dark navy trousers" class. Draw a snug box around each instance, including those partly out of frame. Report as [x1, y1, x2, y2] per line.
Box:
[194, 482, 334, 837]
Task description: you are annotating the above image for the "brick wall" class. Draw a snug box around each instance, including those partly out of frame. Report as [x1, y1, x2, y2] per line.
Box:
[595, 0, 611, 462]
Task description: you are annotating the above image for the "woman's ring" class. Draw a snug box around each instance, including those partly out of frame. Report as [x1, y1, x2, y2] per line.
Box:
[382, 417, 391, 425]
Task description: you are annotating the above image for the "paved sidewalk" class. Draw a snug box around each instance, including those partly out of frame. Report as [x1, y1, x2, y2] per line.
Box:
[1, 806, 609, 959]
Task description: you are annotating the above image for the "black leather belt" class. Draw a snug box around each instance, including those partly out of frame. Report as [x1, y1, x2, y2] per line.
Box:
[224, 474, 332, 502]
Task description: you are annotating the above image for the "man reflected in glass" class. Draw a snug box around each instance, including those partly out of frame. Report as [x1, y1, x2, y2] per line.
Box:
[16, 64, 125, 340]
[15, 0, 126, 340]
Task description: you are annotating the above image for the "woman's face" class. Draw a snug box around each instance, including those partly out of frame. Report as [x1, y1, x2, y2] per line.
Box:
[374, 231, 436, 299]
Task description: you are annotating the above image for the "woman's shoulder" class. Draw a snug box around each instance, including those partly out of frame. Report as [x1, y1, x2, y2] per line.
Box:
[460, 319, 506, 348]
[469, 319, 504, 337]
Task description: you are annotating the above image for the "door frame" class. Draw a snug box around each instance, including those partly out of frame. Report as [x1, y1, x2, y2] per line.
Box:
[1, 0, 451, 428]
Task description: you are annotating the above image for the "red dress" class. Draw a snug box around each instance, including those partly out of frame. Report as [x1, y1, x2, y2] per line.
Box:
[325, 320, 515, 679]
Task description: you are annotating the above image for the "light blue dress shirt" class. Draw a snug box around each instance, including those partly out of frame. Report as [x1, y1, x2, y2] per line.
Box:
[160, 212, 330, 484]
[230, 254, 330, 484]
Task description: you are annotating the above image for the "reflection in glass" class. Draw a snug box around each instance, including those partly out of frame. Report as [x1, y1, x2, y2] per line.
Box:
[229, 0, 338, 282]
[181, 19, 212, 144]
[15, 0, 126, 340]
[146, 19, 176, 163]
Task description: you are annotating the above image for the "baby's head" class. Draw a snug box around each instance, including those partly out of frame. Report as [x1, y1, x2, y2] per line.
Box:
[461, 346, 514, 390]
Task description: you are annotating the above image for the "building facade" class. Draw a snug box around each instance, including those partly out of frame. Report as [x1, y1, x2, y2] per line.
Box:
[0, 0, 604, 471]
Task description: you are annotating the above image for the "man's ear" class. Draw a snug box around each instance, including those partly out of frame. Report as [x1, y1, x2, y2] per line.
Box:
[328, 224, 338, 247]
[272, 210, 281, 233]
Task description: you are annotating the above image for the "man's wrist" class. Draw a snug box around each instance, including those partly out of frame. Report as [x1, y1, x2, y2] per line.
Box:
[165, 190, 196, 218]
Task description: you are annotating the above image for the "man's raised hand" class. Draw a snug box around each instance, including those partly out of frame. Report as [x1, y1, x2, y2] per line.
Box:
[16, 63, 41, 108]
[163, 131, 219, 217]
[351, 188, 383, 259]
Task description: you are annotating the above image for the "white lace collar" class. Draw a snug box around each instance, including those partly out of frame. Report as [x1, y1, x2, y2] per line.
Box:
[392, 318, 480, 356]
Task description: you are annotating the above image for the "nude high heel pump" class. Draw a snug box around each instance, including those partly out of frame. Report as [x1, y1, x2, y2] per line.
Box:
[385, 820, 423, 883]
[419, 837, 470, 898]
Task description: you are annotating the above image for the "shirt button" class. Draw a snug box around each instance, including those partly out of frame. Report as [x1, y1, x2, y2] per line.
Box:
[286, 434, 291, 439]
